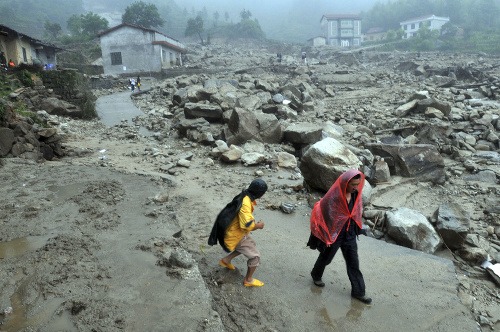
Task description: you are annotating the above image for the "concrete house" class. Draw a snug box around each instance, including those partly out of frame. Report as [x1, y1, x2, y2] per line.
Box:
[400, 15, 450, 39]
[363, 27, 387, 42]
[320, 14, 362, 47]
[0, 24, 61, 67]
[307, 36, 327, 47]
[98, 23, 186, 76]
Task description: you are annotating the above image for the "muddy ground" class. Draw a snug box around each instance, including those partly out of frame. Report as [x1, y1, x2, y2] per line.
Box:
[1, 46, 499, 331]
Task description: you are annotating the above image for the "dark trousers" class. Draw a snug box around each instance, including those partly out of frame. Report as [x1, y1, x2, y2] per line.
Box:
[311, 237, 366, 297]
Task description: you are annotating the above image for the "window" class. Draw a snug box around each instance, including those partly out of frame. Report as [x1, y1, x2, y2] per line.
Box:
[341, 20, 353, 28]
[411, 23, 415, 29]
[161, 48, 167, 62]
[110, 52, 122, 65]
[22, 47, 27, 62]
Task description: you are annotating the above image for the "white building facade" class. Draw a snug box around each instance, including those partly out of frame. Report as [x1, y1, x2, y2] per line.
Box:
[400, 15, 450, 39]
[98, 23, 185, 75]
[320, 14, 362, 47]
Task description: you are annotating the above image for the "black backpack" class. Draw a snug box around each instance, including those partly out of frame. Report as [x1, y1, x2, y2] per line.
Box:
[208, 192, 245, 252]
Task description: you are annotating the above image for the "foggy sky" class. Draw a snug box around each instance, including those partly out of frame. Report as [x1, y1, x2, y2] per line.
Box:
[178, 0, 385, 40]
[180, 0, 384, 18]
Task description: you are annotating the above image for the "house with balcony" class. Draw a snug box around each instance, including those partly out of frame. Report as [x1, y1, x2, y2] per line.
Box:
[320, 14, 362, 47]
[0, 24, 62, 67]
[400, 15, 450, 39]
[98, 23, 186, 76]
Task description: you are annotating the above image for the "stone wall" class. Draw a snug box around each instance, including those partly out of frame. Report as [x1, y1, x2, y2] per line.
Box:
[63, 64, 104, 76]
[40, 69, 97, 119]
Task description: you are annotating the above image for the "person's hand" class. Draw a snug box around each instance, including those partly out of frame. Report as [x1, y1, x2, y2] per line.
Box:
[255, 221, 265, 229]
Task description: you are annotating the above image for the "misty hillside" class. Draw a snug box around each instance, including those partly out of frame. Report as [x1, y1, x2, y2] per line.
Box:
[1, 0, 499, 48]
[0, 0, 380, 41]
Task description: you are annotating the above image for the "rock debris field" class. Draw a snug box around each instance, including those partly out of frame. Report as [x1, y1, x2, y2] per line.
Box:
[0, 41, 499, 331]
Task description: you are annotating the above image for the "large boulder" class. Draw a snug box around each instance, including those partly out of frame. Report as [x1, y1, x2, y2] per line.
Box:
[386, 207, 442, 254]
[284, 123, 323, 146]
[225, 108, 282, 145]
[255, 112, 283, 144]
[40, 97, 84, 118]
[237, 95, 263, 111]
[434, 203, 470, 250]
[365, 143, 445, 184]
[184, 103, 223, 122]
[225, 108, 260, 145]
[0, 127, 15, 156]
[299, 137, 361, 191]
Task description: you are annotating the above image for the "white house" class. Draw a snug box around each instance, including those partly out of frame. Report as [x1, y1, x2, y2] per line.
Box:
[400, 15, 450, 39]
[320, 14, 362, 47]
[98, 23, 186, 75]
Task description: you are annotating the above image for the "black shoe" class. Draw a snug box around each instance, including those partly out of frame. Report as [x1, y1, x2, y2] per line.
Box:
[313, 280, 325, 287]
[310, 271, 325, 287]
[353, 295, 372, 304]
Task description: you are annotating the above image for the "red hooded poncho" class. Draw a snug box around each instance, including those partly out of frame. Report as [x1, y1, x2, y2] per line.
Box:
[310, 169, 364, 246]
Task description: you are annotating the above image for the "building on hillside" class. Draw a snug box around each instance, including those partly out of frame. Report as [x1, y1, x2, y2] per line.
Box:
[98, 23, 186, 76]
[307, 36, 326, 47]
[362, 27, 387, 42]
[400, 15, 450, 39]
[0, 24, 62, 68]
[320, 14, 362, 47]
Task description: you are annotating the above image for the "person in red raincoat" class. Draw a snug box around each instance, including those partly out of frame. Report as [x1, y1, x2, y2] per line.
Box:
[307, 169, 372, 304]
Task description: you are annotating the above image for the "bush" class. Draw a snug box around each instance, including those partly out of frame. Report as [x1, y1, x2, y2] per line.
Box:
[15, 70, 34, 88]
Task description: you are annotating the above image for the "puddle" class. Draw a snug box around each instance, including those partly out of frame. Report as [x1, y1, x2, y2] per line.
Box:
[0, 237, 76, 331]
[0, 236, 48, 259]
[2, 282, 75, 332]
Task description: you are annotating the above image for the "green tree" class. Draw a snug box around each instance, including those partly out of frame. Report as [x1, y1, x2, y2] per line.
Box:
[67, 14, 83, 36]
[231, 18, 265, 39]
[185, 15, 204, 44]
[81, 12, 109, 36]
[122, 1, 165, 29]
[44, 21, 62, 40]
[213, 11, 220, 27]
[411, 25, 440, 50]
[240, 9, 252, 20]
[67, 12, 108, 38]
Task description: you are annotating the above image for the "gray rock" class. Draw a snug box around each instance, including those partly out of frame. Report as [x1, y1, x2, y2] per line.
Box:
[241, 152, 265, 166]
[184, 103, 223, 122]
[434, 203, 470, 250]
[169, 248, 195, 269]
[0, 128, 15, 156]
[365, 143, 445, 184]
[373, 160, 390, 183]
[277, 152, 297, 169]
[386, 207, 442, 254]
[284, 123, 323, 145]
[299, 137, 361, 191]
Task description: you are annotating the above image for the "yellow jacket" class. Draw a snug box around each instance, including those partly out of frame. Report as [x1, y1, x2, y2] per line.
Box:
[224, 196, 256, 251]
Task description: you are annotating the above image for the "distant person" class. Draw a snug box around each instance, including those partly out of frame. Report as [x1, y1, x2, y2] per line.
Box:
[277, 52, 282, 63]
[208, 179, 268, 287]
[136, 76, 141, 91]
[307, 169, 372, 305]
[129, 78, 136, 92]
[8, 59, 15, 68]
[301, 51, 307, 65]
[0, 52, 6, 68]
